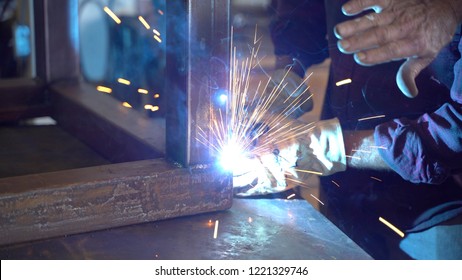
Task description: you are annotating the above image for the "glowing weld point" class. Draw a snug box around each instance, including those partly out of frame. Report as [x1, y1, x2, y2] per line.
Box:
[154, 35, 162, 43]
[218, 93, 228, 105]
[153, 29, 161, 36]
[122, 102, 132, 108]
[138, 16, 150, 29]
[335, 78, 352, 86]
[287, 193, 296, 200]
[103, 7, 121, 24]
[218, 143, 247, 172]
[96, 86, 112, 94]
[154, 93, 160, 99]
[117, 78, 131, 85]
[138, 88, 148, 94]
[213, 220, 219, 239]
[248, 217, 253, 223]
[310, 194, 324, 206]
[379, 217, 405, 238]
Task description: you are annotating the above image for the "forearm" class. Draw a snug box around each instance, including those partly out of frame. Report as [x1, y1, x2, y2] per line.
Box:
[342, 130, 391, 171]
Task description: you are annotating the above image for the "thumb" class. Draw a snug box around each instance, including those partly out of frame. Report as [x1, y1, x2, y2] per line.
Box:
[396, 57, 432, 98]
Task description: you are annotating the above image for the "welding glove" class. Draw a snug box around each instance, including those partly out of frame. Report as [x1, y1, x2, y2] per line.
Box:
[233, 118, 346, 196]
[264, 69, 313, 119]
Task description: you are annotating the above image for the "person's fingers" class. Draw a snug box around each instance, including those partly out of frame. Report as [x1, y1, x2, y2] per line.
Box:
[352, 38, 421, 66]
[335, 10, 394, 40]
[338, 18, 402, 54]
[341, 0, 389, 16]
[396, 57, 433, 98]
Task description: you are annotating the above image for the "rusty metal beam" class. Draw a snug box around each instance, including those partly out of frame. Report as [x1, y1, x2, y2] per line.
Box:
[166, 0, 230, 166]
[50, 81, 165, 163]
[0, 0, 233, 246]
[0, 159, 232, 246]
[0, 78, 49, 122]
[40, 0, 80, 82]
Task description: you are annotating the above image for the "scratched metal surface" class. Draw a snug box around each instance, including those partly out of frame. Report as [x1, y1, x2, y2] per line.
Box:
[0, 198, 372, 260]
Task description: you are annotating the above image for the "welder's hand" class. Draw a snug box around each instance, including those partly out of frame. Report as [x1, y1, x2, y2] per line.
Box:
[334, 0, 462, 98]
[264, 69, 313, 119]
[233, 118, 347, 197]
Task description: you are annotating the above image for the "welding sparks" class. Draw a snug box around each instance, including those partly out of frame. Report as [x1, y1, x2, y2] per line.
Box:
[357, 114, 386, 122]
[117, 78, 131, 85]
[103, 7, 121, 24]
[248, 217, 253, 223]
[213, 220, 219, 239]
[286, 177, 309, 187]
[154, 93, 160, 98]
[370, 176, 383, 182]
[379, 216, 405, 238]
[331, 180, 340, 187]
[345, 155, 362, 161]
[138, 16, 150, 29]
[196, 26, 315, 189]
[294, 168, 323, 176]
[138, 88, 149, 94]
[158, 9, 164, 15]
[310, 194, 325, 206]
[153, 29, 161, 36]
[369, 145, 387, 150]
[352, 149, 371, 154]
[335, 78, 352, 86]
[151, 106, 160, 112]
[122, 102, 132, 108]
[96, 85, 112, 94]
[154, 35, 162, 43]
[287, 193, 296, 200]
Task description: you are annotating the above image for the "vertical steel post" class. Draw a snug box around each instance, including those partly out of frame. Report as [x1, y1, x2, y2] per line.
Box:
[166, 0, 230, 166]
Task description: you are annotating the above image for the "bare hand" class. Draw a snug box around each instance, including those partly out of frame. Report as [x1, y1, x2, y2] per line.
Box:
[334, 0, 461, 98]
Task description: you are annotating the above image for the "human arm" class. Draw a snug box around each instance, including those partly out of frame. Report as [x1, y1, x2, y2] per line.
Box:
[234, 100, 462, 195]
[343, 130, 391, 170]
[233, 118, 391, 196]
[373, 103, 462, 184]
[334, 0, 462, 98]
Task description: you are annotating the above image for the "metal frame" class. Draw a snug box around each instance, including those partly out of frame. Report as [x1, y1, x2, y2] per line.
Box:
[0, 0, 232, 245]
[166, 0, 230, 166]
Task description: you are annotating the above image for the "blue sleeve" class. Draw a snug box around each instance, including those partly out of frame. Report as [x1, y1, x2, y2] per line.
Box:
[374, 39, 462, 184]
[374, 103, 462, 184]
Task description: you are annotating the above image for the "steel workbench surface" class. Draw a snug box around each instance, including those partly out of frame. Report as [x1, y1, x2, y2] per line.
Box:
[0, 198, 372, 259]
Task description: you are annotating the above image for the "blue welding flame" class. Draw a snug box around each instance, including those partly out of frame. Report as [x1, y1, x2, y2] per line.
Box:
[214, 89, 229, 106]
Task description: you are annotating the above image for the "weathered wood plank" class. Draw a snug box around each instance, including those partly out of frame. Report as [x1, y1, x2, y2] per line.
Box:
[0, 159, 232, 245]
